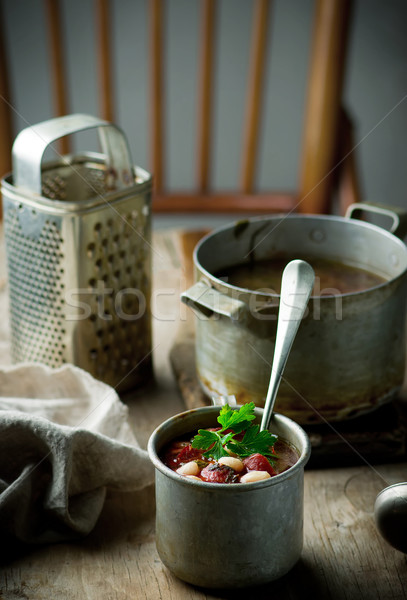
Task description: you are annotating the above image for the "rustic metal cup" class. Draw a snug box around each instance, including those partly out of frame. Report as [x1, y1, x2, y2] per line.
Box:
[147, 406, 311, 588]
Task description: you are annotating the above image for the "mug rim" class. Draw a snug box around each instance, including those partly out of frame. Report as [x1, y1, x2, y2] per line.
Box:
[147, 405, 311, 491]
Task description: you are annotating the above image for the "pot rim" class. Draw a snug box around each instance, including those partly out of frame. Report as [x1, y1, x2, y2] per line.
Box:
[193, 214, 407, 300]
[147, 406, 311, 492]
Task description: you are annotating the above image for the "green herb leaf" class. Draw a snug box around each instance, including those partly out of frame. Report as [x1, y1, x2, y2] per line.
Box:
[191, 429, 229, 461]
[217, 402, 256, 433]
[226, 425, 278, 458]
[191, 429, 217, 450]
[220, 431, 235, 446]
[202, 441, 228, 461]
[191, 403, 278, 461]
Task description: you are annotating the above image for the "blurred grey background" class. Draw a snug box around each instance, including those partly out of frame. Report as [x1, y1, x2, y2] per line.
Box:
[2, 0, 407, 217]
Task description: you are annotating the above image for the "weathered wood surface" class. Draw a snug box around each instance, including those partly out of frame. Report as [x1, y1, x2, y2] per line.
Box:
[0, 229, 406, 599]
[2, 465, 406, 600]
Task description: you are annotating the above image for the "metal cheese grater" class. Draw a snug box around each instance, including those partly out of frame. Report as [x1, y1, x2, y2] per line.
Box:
[1, 114, 153, 392]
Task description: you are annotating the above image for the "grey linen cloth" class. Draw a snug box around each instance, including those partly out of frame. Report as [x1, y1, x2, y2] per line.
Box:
[0, 363, 154, 545]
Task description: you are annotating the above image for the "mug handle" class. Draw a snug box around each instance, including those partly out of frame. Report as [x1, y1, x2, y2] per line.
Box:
[345, 202, 407, 239]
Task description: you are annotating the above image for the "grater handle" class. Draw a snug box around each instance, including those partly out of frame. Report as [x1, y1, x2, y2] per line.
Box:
[12, 113, 134, 195]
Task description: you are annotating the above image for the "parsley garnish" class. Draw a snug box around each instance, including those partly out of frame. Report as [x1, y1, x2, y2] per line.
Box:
[191, 402, 277, 461]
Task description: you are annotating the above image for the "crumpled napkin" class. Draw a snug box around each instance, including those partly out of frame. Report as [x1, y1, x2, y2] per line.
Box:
[0, 362, 154, 545]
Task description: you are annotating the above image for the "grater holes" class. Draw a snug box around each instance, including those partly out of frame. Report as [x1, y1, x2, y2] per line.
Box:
[42, 175, 67, 201]
[4, 208, 66, 367]
[83, 208, 151, 376]
[87, 242, 96, 258]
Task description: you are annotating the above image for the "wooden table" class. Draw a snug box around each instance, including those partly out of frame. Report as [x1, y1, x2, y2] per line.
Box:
[0, 230, 406, 600]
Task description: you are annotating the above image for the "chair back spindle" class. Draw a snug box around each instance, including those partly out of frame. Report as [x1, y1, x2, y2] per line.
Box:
[150, 0, 165, 194]
[44, 0, 71, 154]
[96, 0, 115, 124]
[241, 0, 270, 195]
[298, 0, 352, 213]
[0, 2, 12, 183]
[197, 0, 216, 194]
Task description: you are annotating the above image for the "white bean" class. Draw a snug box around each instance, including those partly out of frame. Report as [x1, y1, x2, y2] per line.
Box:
[240, 470, 271, 483]
[176, 461, 199, 476]
[218, 456, 244, 472]
[185, 475, 202, 481]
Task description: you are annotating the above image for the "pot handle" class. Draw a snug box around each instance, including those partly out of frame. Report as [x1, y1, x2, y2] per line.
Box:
[181, 280, 247, 321]
[345, 202, 407, 239]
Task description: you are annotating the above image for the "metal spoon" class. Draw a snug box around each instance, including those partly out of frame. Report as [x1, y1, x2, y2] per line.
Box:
[260, 260, 315, 431]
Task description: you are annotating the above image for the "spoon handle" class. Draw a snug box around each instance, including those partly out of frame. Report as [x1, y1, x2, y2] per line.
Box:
[260, 260, 315, 431]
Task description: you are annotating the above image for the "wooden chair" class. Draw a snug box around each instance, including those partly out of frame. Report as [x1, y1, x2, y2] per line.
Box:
[0, 0, 360, 217]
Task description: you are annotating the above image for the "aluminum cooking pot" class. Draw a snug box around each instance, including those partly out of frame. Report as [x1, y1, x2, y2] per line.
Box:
[148, 406, 310, 588]
[181, 204, 407, 424]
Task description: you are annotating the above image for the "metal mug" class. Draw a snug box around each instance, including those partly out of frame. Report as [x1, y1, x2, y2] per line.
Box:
[147, 405, 311, 588]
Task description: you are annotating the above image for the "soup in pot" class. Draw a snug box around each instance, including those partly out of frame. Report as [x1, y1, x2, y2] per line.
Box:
[214, 256, 387, 296]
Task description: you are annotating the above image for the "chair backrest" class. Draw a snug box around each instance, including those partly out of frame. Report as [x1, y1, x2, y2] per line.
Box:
[0, 0, 359, 216]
